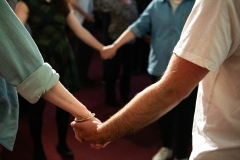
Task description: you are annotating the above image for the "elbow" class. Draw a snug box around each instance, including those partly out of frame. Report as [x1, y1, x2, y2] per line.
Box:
[169, 85, 197, 105]
[156, 82, 195, 106]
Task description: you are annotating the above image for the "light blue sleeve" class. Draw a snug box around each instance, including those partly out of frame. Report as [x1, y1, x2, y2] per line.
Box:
[128, 0, 154, 38]
[0, 1, 59, 103]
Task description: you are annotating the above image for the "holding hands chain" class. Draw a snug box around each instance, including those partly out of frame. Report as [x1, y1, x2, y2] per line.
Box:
[99, 44, 117, 59]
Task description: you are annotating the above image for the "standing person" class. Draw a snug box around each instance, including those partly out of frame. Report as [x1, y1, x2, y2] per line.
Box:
[95, 0, 139, 106]
[0, 0, 100, 159]
[70, 0, 96, 86]
[131, 0, 151, 75]
[101, 0, 196, 159]
[72, 0, 240, 160]
[15, 0, 103, 159]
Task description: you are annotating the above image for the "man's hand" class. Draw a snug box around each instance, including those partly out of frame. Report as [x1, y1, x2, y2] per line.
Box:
[71, 119, 111, 149]
[71, 117, 102, 142]
[100, 45, 117, 59]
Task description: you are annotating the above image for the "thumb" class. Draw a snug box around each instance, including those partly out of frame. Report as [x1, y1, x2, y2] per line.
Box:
[70, 121, 76, 127]
[73, 128, 83, 143]
[70, 121, 83, 131]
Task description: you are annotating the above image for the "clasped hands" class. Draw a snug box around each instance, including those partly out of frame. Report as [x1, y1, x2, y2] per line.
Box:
[99, 44, 117, 60]
[71, 117, 110, 149]
[71, 44, 118, 148]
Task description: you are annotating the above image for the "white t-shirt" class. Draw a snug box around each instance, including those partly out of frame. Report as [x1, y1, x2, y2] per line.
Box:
[173, 0, 240, 159]
[73, 0, 93, 24]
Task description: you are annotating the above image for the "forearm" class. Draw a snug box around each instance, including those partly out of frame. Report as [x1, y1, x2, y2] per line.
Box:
[76, 28, 103, 51]
[42, 81, 90, 118]
[98, 54, 208, 143]
[113, 29, 135, 50]
[100, 80, 182, 141]
[67, 12, 103, 51]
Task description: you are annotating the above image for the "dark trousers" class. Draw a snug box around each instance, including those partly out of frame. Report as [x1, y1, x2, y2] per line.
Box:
[132, 37, 149, 74]
[18, 95, 70, 152]
[151, 76, 197, 159]
[75, 20, 94, 84]
[104, 39, 135, 102]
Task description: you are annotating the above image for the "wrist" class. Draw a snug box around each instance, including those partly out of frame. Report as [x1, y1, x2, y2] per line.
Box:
[98, 45, 104, 52]
[74, 112, 95, 122]
[112, 43, 118, 49]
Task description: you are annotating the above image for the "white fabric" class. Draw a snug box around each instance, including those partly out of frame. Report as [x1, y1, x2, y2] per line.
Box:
[73, 0, 93, 24]
[173, 0, 240, 159]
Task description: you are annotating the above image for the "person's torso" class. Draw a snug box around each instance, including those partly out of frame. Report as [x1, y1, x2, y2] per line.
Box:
[144, 0, 195, 76]
[172, 0, 240, 159]
[107, 0, 139, 39]
[192, 46, 240, 159]
[23, 0, 67, 46]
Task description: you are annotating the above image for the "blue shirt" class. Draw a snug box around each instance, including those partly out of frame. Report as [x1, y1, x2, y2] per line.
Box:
[0, 1, 59, 150]
[129, 0, 195, 76]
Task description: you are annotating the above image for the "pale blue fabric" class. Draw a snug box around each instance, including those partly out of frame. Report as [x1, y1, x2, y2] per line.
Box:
[0, 0, 59, 150]
[129, 0, 195, 76]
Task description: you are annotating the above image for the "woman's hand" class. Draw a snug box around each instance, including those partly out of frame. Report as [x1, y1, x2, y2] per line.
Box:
[100, 45, 117, 59]
[71, 119, 111, 148]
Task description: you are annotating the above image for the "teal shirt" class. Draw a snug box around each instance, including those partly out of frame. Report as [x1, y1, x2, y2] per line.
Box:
[0, 1, 59, 150]
[129, 0, 195, 76]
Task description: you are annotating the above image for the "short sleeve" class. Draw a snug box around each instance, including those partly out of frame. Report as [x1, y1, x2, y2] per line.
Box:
[174, 0, 240, 72]
[128, 0, 153, 37]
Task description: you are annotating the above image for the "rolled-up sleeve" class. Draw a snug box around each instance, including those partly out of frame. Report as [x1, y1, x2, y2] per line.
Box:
[0, 0, 59, 103]
[128, 0, 152, 38]
[17, 63, 59, 103]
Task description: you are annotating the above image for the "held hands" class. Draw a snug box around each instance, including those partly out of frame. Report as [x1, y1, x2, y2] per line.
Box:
[71, 116, 101, 143]
[71, 119, 111, 149]
[99, 44, 117, 60]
